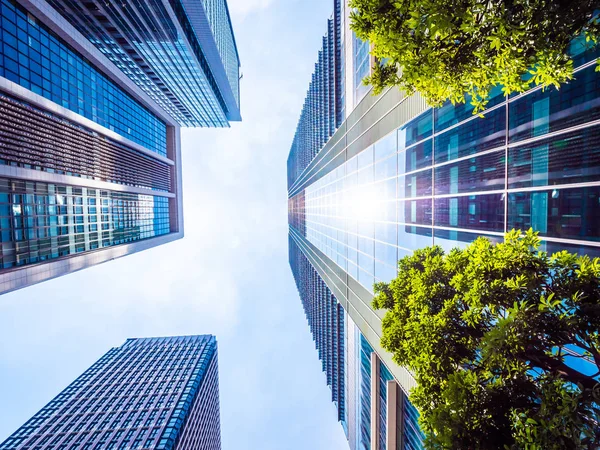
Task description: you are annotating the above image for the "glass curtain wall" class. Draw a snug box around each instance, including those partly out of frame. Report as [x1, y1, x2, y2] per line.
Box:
[291, 51, 600, 294]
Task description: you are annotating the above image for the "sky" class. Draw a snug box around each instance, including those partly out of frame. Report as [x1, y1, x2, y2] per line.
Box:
[0, 0, 349, 448]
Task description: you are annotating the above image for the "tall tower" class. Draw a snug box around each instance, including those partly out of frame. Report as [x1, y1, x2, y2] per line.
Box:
[0, 335, 221, 450]
[0, 0, 241, 294]
[288, 1, 600, 449]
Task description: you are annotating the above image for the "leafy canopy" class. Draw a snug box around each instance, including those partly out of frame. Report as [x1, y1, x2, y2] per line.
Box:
[349, 0, 600, 112]
[373, 230, 600, 449]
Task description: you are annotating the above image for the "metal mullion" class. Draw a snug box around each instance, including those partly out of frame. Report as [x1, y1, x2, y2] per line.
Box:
[508, 57, 599, 103]
[91, 1, 210, 126]
[508, 117, 600, 149]
[125, 1, 220, 126]
[1, 97, 172, 191]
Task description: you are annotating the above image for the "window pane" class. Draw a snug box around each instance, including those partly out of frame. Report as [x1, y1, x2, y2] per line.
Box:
[399, 110, 432, 148]
[435, 106, 506, 164]
[398, 199, 432, 226]
[398, 225, 433, 251]
[508, 187, 600, 241]
[509, 64, 600, 143]
[435, 194, 505, 232]
[508, 125, 600, 188]
[435, 150, 505, 195]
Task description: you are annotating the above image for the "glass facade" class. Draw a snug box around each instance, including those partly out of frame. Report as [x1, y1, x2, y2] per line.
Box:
[289, 56, 600, 297]
[358, 335, 372, 450]
[402, 396, 425, 450]
[200, 0, 241, 107]
[0, 178, 170, 269]
[0, 335, 221, 450]
[45, 0, 240, 127]
[0, 0, 168, 156]
[287, 1, 344, 188]
[353, 33, 369, 104]
[288, 3, 600, 448]
[289, 236, 346, 424]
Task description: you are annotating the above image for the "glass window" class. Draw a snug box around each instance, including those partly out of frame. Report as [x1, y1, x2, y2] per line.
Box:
[435, 106, 506, 164]
[434, 229, 503, 253]
[435, 85, 505, 133]
[0, 0, 167, 155]
[435, 194, 505, 232]
[400, 110, 433, 148]
[374, 131, 397, 162]
[435, 150, 505, 195]
[402, 139, 433, 173]
[540, 240, 600, 259]
[374, 155, 396, 181]
[509, 125, 600, 188]
[508, 187, 600, 241]
[509, 64, 600, 143]
[398, 199, 432, 226]
[400, 170, 432, 199]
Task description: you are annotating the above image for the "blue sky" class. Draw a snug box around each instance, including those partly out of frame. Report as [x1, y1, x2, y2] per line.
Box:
[0, 0, 349, 448]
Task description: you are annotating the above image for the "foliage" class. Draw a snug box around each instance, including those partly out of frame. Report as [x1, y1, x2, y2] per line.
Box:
[349, 0, 600, 112]
[373, 230, 600, 449]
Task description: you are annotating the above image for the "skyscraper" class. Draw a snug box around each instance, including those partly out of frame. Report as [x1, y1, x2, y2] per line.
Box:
[288, 1, 600, 449]
[0, 0, 241, 294]
[0, 335, 221, 450]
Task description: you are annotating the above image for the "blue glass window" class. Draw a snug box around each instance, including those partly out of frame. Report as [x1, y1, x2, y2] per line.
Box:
[435, 106, 506, 164]
[435, 150, 505, 195]
[400, 110, 433, 148]
[399, 199, 432, 226]
[435, 194, 505, 232]
[359, 335, 373, 450]
[434, 85, 504, 133]
[509, 64, 600, 144]
[0, 0, 167, 156]
[402, 139, 433, 173]
[509, 125, 600, 188]
[0, 179, 170, 269]
[508, 187, 600, 241]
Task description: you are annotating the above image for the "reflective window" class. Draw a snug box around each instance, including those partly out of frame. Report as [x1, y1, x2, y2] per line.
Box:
[402, 139, 433, 173]
[509, 125, 600, 188]
[399, 199, 432, 226]
[400, 110, 432, 148]
[374, 132, 397, 162]
[435, 150, 505, 195]
[400, 170, 432, 199]
[0, 0, 167, 156]
[354, 32, 370, 103]
[434, 85, 505, 133]
[435, 194, 505, 232]
[434, 229, 503, 253]
[541, 240, 600, 259]
[359, 335, 373, 450]
[398, 226, 433, 252]
[0, 179, 170, 269]
[509, 64, 600, 144]
[435, 106, 506, 164]
[508, 187, 600, 241]
[569, 34, 600, 67]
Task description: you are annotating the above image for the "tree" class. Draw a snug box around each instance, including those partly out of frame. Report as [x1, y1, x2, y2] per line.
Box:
[349, 0, 600, 112]
[373, 230, 600, 449]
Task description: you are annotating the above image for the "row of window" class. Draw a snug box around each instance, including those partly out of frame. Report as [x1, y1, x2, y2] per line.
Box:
[3, 339, 217, 450]
[0, 179, 169, 268]
[0, 0, 167, 156]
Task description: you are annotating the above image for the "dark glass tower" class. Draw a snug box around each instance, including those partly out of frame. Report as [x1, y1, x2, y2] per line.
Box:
[0, 0, 241, 294]
[0, 335, 221, 450]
